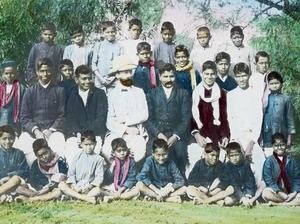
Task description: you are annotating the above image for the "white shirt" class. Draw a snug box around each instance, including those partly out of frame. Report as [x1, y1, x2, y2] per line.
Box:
[78, 88, 89, 106]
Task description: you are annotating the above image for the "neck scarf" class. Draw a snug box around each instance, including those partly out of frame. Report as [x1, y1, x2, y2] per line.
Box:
[175, 60, 197, 90]
[37, 152, 66, 183]
[192, 82, 221, 129]
[114, 156, 130, 190]
[273, 152, 291, 194]
[0, 80, 21, 123]
[138, 59, 156, 88]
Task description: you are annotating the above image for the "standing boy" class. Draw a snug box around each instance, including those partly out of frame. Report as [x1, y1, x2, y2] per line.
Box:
[63, 24, 92, 70]
[92, 21, 124, 89]
[26, 22, 63, 86]
[146, 62, 191, 177]
[19, 58, 66, 166]
[0, 61, 26, 135]
[57, 59, 76, 99]
[133, 42, 159, 94]
[65, 65, 108, 164]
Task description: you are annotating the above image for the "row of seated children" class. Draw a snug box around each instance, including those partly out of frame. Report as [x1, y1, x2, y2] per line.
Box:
[1, 124, 299, 206]
[25, 19, 254, 91]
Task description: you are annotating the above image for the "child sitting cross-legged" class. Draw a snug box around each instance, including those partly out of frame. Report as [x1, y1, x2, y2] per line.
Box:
[136, 139, 186, 203]
[28, 138, 68, 202]
[187, 143, 234, 205]
[59, 130, 104, 204]
[101, 138, 139, 202]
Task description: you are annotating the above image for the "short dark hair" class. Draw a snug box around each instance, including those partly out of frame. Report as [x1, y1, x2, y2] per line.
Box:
[101, 21, 116, 32]
[41, 22, 56, 32]
[136, 42, 151, 53]
[204, 143, 220, 153]
[32, 138, 50, 154]
[174, 45, 190, 58]
[233, 62, 250, 76]
[161, 21, 175, 35]
[70, 24, 84, 36]
[255, 51, 269, 63]
[226, 142, 243, 155]
[75, 65, 92, 78]
[230, 26, 244, 38]
[129, 18, 142, 29]
[157, 61, 176, 75]
[197, 26, 211, 36]
[215, 52, 231, 63]
[59, 59, 74, 70]
[111, 138, 128, 151]
[152, 138, 168, 153]
[202, 60, 217, 73]
[0, 125, 15, 139]
[36, 58, 54, 71]
[267, 71, 283, 84]
[81, 130, 96, 142]
[272, 133, 286, 144]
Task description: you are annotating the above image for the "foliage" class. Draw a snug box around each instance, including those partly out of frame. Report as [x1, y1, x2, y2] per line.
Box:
[0, 200, 300, 224]
[0, 0, 163, 81]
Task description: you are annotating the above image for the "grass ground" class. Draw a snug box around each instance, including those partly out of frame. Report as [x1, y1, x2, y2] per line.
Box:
[0, 200, 299, 224]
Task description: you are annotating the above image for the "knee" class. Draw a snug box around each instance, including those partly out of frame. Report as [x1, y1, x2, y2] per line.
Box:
[224, 196, 235, 206]
[10, 176, 22, 186]
[136, 181, 146, 190]
[262, 187, 273, 202]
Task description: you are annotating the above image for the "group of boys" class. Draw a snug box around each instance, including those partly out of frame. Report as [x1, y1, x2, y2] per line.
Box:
[0, 18, 299, 206]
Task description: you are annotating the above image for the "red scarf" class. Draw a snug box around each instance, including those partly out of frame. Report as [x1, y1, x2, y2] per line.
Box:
[138, 60, 156, 88]
[114, 156, 130, 190]
[0, 80, 21, 123]
[273, 152, 291, 194]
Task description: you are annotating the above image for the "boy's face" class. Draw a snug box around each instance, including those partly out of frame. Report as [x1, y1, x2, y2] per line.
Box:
[161, 29, 174, 44]
[36, 148, 52, 164]
[129, 25, 141, 40]
[272, 139, 286, 156]
[160, 70, 175, 89]
[228, 149, 242, 166]
[113, 146, 129, 161]
[137, 49, 151, 63]
[81, 138, 96, 155]
[0, 132, 15, 150]
[268, 78, 282, 93]
[103, 27, 117, 42]
[202, 69, 216, 87]
[116, 70, 133, 87]
[60, 65, 74, 80]
[174, 51, 189, 67]
[216, 59, 230, 76]
[152, 147, 169, 165]
[204, 150, 219, 166]
[76, 73, 93, 91]
[255, 57, 270, 74]
[235, 72, 249, 90]
[197, 31, 211, 47]
[37, 65, 53, 85]
[41, 30, 56, 44]
[231, 33, 243, 47]
[2, 67, 17, 84]
[71, 32, 85, 46]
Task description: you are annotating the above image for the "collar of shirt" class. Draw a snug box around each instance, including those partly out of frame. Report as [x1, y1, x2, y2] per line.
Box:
[162, 85, 173, 99]
[39, 81, 51, 89]
[78, 88, 90, 105]
[218, 73, 228, 82]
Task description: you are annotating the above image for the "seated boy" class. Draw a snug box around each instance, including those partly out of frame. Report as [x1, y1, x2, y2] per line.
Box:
[133, 42, 159, 94]
[57, 59, 76, 99]
[0, 125, 36, 202]
[59, 130, 104, 204]
[221, 142, 263, 207]
[101, 138, 139, 202]
[187, 143, 233, 205]
[262, 133, 300, 206]
[29, 138, 68, 202]
[215, 52, 237, 92]
[136, 139, 186, 203]
[0, 60, 26, 136]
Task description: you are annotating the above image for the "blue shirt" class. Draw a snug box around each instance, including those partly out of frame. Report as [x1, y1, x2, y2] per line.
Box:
[175, 69, 201, 96]
[133, 65, 160, 94]
[136, 156, 184, 190]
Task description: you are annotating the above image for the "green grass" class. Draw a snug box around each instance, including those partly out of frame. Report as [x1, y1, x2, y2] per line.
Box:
[0, 201, 299, 224]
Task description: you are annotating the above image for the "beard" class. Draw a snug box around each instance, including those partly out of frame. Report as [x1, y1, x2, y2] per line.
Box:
[119, 78, 133, 87]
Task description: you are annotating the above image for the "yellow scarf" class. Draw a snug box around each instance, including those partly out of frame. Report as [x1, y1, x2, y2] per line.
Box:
[175, 60, 197, 90]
